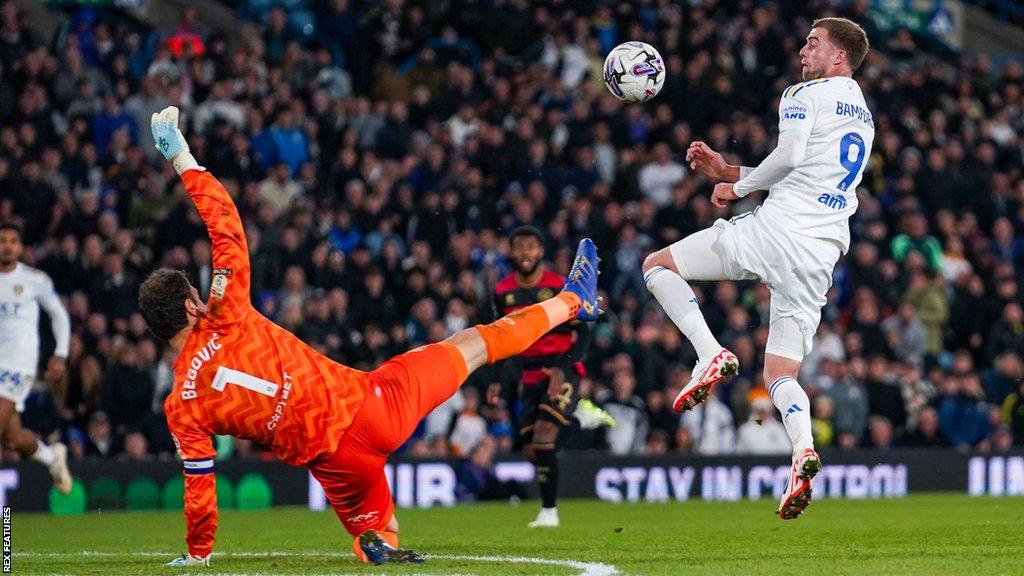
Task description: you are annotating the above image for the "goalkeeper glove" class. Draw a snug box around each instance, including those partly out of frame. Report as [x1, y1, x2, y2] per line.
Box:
[151, 106, 200, 175]
[165, 553, 210, 568]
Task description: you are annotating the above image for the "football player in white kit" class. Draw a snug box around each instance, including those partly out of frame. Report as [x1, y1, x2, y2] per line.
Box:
[642, 17, 873, 519]
[0, 223, 72, 494]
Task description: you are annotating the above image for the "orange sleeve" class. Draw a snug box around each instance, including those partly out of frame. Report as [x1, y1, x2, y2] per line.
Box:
[169, 415, 218, 558]
[181, 169, 251, 326]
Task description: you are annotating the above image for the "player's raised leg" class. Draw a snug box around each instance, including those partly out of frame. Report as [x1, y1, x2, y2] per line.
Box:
[333, 238, 601, 563]
[765, 318, 819, 520]
[643, 229, 738, 413]
[453, 237, 600, 375]
[368, 237, 599, 433]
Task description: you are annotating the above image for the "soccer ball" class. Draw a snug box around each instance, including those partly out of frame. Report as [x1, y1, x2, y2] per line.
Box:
[603, 42, 665, 103]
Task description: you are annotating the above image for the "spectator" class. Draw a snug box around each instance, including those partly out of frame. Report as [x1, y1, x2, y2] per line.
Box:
[867, 415, 896, 450]
[881, 302, 927, 367]
[989, 217, 1024, 263]
[679, 387, 735, 455]
[939, 237, 972, 283]
[811, 395, 835, 448]
[1000, 379, 1024, 446]
[119, 430, 151, 461]
[85, 410, 120, 458]
[826, 360, 870, 445]
[638, 143, 686, 207]
[100, 346, 154, 435]
[92, 93, 138, 157]
[936, 375, 990, 449]
[540, 31, 589, 89]
[455, 436, 523, 502]
[449, 387, 486, 458]
[902, 270, 949, 359]
[985, 303, 1024, 363]
[259, 162, 302, 218]
[424, 386, 465, 442]
[735, 396, 790, 455]
[902, 407, 948, 447]
[891, 212, 943, 271]
[865, 356, 908, 433]
[268, 108, 309, 174]
[645, 428, 670, 455]
[602, 372, 648, 456]
[982, 353, 1023, 407]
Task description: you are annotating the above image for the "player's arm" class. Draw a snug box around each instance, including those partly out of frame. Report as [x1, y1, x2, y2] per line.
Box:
[36, 274, 70, 382]
[730, 88, 816, 197]
[151, 106, 251, 323]
[167, 416, 218, 567]
[685, 142, 742, 183]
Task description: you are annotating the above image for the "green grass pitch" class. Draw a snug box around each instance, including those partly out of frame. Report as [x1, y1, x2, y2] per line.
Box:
[15, 494, 1024, 575]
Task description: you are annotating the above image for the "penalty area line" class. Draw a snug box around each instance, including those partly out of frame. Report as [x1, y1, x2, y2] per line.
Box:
[18, 550, 619, 576]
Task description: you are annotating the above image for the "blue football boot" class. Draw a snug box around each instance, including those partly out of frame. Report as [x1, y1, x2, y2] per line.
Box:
[562, 238, 602, 321]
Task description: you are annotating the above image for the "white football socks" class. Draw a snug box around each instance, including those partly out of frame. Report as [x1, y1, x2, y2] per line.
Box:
[31, 441, 55, 466]
[769, 376, 813, 454]
[644, 266, 722, 362]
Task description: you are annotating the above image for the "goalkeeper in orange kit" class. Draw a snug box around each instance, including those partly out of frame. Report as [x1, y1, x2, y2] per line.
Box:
[143, 107, 602, 567]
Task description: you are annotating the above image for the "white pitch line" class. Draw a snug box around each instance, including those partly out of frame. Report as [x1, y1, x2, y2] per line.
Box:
[430, 553, 617, 576]
[18, 550, 619, 576]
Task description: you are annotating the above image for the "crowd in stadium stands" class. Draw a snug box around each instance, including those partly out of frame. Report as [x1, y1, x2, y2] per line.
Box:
[1, 0, 1023, 473]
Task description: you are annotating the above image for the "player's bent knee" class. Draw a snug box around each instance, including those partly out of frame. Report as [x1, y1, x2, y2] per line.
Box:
[762, 353, 802, 389]
[642, 249, 676, 274]
[445, 328, 487, 373]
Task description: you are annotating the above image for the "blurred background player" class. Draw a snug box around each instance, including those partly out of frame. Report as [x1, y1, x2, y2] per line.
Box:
[146, 107, 602, 567]
[0, 222, 72, 494]
[642, 17, 873, 520]
[490, 225, 612, 528]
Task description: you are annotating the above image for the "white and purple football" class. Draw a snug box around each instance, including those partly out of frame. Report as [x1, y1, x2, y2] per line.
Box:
[603, 41, 666, 103]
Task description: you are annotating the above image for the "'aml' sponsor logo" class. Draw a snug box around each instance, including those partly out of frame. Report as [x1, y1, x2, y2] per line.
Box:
[817, 193, 848, 210]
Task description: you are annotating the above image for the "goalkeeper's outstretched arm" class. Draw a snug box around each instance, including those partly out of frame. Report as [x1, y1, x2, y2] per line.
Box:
[151, 106, 252, 326]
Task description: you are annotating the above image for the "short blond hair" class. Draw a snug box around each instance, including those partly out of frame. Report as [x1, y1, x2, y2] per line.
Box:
[812, 17, 870, 70]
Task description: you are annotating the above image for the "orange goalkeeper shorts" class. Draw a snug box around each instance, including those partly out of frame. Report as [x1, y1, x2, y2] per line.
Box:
[307, 342, 468, 535]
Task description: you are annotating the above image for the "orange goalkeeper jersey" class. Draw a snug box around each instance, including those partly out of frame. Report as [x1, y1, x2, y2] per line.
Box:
[164, 169, 367, 556]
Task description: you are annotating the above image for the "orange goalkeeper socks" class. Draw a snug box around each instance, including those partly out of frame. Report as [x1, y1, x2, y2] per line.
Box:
[475, 292, 581, 364]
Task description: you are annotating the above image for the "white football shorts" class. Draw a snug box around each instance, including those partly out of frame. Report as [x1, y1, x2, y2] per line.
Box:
[668, 209, 841, 361]
[0, 367, 35, 412]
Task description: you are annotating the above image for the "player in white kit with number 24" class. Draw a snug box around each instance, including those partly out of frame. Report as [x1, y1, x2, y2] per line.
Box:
[642, 17, 874, 519]
[0, 223, 73, 494]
